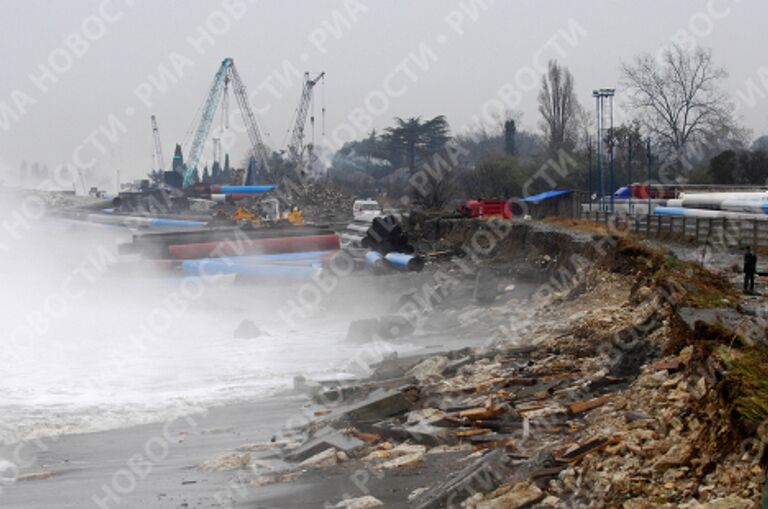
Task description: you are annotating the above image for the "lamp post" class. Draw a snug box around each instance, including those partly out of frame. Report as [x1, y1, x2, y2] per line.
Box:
[592, 88, 615, 212]
[646, 137, 652, 216]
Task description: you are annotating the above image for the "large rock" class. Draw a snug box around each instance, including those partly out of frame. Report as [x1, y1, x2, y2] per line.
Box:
[233, 319, 265, 338]
[474, 267, 498, 304]
[346, 316, 415, 342]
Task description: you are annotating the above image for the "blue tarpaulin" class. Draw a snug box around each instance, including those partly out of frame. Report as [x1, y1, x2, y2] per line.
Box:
[520, 189, 572, 203]
[614, 186, 631, 198]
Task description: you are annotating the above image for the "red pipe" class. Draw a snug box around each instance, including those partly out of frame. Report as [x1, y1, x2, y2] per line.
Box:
[167, 234, 340, 260]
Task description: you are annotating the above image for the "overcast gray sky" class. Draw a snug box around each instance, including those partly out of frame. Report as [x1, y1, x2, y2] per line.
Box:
[1, 0, 767, 188]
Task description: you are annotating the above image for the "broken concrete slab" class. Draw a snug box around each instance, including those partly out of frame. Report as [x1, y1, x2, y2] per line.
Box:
[286, 426, 365, 462]
[336, 388, 415, 422]
[411, 449, 512, 509]
[369, 352, 435, 381]
[406, 356, 449, 383]
[314, 375, 417, 404]
[371, 418, 458, 447]
[299, 447, 338, 468]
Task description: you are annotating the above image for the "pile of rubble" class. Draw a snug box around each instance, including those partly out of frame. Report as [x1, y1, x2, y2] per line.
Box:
[197, 222, 768, 507]
[265, 180, 353, 223]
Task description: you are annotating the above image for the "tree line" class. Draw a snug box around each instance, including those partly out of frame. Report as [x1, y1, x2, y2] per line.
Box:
[328, 44, 767, 208]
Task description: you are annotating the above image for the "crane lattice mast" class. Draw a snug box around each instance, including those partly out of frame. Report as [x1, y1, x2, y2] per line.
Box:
[288, 72, 325, 166]
[150, 115, 165, 172]
[183, 58, 270, 187]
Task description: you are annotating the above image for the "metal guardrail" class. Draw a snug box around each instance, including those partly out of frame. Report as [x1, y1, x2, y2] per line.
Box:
[579, 210, 768, 248]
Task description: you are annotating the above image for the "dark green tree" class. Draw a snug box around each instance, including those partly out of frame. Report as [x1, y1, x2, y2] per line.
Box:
[504, 120, 517, 156]
[383, 115, 450, 173]
[708, 150, 737, 184]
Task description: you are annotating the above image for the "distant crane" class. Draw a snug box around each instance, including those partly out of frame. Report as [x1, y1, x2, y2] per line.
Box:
[288, 71, 325, 169]
[150, 115, 165, 172]
[183, 58, 270, 187]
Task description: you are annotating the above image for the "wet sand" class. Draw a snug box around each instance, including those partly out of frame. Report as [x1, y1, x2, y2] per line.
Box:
[0, 396, 308, 509]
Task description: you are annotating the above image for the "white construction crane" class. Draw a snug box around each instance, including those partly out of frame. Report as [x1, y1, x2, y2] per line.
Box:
[288, 72, 325, 168]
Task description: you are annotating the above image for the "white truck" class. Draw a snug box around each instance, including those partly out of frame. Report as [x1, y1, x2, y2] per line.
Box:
[352, 198, 383, 222]
[342, 199, 384, 248]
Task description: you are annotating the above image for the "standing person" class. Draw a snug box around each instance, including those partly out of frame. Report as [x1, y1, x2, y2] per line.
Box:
[744, 246, 757, 293]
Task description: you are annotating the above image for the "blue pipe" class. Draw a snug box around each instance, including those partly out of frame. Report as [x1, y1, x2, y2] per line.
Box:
[384, 252, 424, 271]
[176, 251, 333, 271]
[654, 207, 686, 217]
[182, 259, 319, 280]
[218, 185, 277, 194]
[365, 251, 384, 270]
[223, 250, 335, 262]
[149, 218, 208, 227]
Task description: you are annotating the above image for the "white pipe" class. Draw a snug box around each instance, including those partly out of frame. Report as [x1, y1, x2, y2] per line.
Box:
[655, 206, 768, 220]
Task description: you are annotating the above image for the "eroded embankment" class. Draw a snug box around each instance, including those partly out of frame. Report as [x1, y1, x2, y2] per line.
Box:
[197, 218, 768, 508]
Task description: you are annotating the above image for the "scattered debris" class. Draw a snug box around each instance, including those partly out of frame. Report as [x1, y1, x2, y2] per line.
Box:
[198, 452, 252, 472]
[335, 495, 384, 509]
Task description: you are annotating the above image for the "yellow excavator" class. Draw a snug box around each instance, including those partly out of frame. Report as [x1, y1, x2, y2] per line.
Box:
[216, 200, 304, 226]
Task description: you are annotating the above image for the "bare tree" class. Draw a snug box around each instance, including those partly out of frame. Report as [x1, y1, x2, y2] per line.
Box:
[622, 46, 742, 168]
[538, 60, 581, 154]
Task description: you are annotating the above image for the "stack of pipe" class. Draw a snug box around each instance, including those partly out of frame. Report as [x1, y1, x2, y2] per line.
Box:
[656, 191, 768, 219]
[65, 212, 207, 229]
[180, 250, 335, 280]
[364, 250, 424, 272]
[187, 184, 277, 202]
[167, 233, 340, 259]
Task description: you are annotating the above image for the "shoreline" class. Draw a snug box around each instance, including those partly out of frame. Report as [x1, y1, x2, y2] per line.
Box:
[0, 395, 309, 508]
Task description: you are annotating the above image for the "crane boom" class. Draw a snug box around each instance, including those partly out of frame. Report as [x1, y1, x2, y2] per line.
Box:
[288, 72, 325, 164]
[183, 58, 270, 187]
[228, 63, 271, 179]
[184, 59, 230, 187]
[150, 115, 165, 171]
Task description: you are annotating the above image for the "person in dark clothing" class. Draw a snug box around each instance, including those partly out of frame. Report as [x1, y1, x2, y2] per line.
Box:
[744, 246, 757, 293]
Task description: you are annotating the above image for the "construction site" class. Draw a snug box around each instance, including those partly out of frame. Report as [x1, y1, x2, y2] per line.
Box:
[3, 2, 768, 508]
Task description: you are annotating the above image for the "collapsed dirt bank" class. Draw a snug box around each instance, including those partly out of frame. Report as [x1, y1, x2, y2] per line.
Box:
[248, 218, 768, 508]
